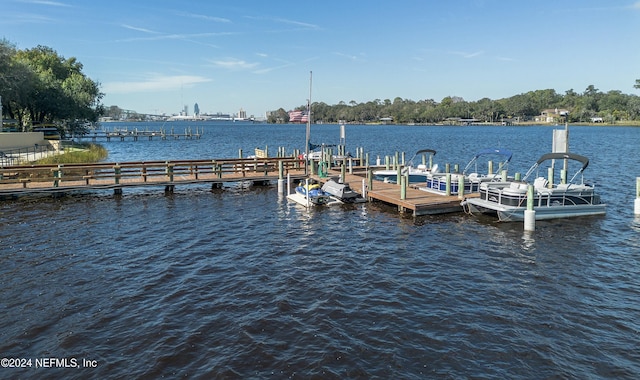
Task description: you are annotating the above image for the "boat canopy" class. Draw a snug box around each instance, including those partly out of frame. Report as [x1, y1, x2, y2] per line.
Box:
[523, 152, 590, 181]
[473, 148, 513, 161]
[463, 148, 513, 174]
[415, 149, 437, 156]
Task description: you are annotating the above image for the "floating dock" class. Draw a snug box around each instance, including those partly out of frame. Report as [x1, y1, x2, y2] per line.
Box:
[312, 168, 477, 216]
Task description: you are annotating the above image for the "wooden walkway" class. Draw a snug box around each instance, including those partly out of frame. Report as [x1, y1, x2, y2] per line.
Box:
[1, 157, 476, 216]
[0, 157, 306, 196]
[73, 129, 203, 141]
[313, 168, 478, 216]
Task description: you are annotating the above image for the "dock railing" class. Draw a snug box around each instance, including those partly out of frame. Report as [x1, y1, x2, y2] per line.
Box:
[0, 157, 306, 193]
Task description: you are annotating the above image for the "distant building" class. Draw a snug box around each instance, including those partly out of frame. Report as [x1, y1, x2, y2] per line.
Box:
[535, 108, 569, 123]
[237, 108, 247, 120]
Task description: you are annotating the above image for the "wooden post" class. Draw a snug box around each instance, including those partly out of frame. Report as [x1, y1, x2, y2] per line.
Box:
[547, 167, 554, 188]
[368, 168, 373, 191]
[400, 174, 406, 200]
[458, 175, 465, 199]
[213, 161, 222, 179]
[114, 163, 122, 195]
[53, 165, 62, 187]
[114, 164, 121, 185]
[166, 162, 174, 182]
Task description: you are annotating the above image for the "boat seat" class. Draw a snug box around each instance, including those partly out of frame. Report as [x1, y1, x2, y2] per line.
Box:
[431, 164, 439, 173]
[534, 177, 548, 190]
[417, 164, 427, 170]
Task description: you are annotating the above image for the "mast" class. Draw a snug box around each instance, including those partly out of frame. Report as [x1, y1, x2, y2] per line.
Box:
[305, 71, 312, 175]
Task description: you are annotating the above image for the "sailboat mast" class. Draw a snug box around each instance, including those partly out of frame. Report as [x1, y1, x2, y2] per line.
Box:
[305, 71, 312, 175]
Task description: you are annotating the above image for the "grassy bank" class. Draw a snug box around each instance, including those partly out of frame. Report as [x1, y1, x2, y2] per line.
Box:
[36, 142, 108, 164]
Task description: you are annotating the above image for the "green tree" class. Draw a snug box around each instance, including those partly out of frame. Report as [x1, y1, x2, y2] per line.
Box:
[1, 41, 103, 133]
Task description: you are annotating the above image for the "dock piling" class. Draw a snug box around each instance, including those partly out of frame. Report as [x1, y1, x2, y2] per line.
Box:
[635, 177, 640, 215]
[524, 184, 536, 231]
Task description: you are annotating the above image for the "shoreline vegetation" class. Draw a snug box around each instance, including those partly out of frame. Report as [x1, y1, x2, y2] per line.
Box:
[351, 121, 640, 127]
[35, 142, 108, 165]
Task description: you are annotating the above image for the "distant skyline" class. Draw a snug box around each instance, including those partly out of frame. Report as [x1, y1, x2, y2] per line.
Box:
[2, 0, 639, 117]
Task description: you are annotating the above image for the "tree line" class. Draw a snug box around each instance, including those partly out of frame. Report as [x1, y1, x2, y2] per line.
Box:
[0, 39, 103, 135]
[1, 40, 639, 129]
[269, 85, 640, 125]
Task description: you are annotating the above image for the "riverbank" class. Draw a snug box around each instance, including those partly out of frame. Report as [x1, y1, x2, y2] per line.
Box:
[33, 142, 107, 164]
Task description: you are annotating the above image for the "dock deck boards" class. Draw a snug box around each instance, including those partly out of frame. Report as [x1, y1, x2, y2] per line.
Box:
[313, 169, 478, 216]
[2, 159, 477, 216]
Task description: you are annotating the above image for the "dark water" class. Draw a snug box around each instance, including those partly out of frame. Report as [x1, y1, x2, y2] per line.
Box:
[1, 122, 639, 379]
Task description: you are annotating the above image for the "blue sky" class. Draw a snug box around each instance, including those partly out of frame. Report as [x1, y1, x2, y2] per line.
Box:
[2, 0, 639, 117]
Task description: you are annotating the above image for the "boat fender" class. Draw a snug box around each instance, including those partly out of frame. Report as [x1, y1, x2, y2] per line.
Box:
[431, 164, 439, 173]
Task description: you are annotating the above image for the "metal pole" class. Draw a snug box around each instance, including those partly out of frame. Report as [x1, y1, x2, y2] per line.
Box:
[305, 71, 312, 176]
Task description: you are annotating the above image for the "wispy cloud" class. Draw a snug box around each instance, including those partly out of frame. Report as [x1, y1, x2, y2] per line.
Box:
[1, 12, 54, 24]
[177, 12, 231, 23]
[209, 58, 259, 70]
[103, 74, 211, 94]
[252, 62, 295, 74]
[333, 52, 362, 61]
[449, 50, 484, 58]
[18, 0, 70, 6]
[273, 17, 319, 30]
[244, 15, 319, 30]
[120, 24, 161, 34]
[116, 32, 234, 43]
[632, 1, 640, 9]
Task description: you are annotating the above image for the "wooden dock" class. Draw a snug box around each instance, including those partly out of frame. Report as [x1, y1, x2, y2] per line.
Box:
[312, 168, 477, 216]
[1, 156, 476, 216]
[73, 128, 203, 142]
[0, 157, 306, 196]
